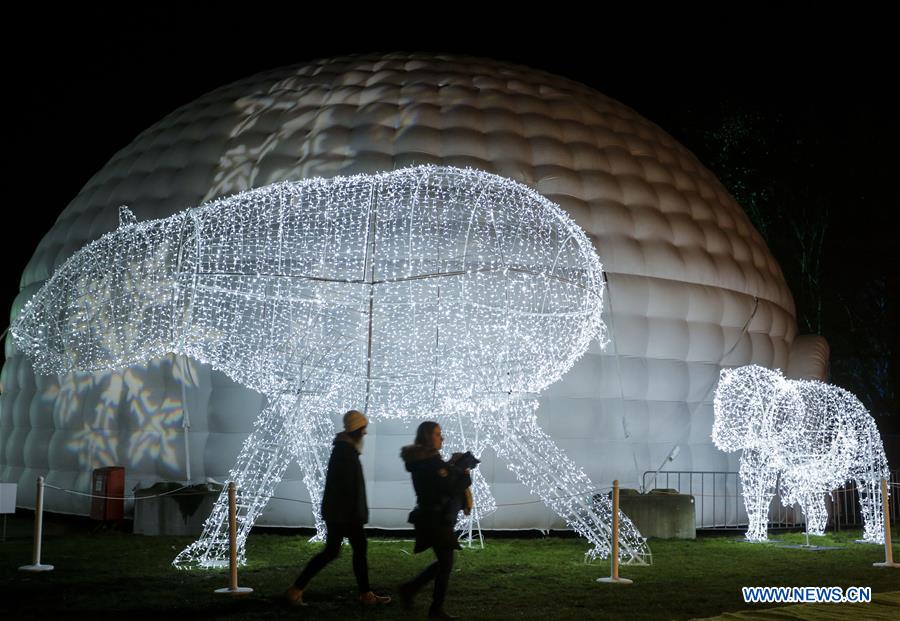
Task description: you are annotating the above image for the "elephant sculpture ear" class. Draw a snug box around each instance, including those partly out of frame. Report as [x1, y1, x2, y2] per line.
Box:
[719, 366, 739, 385]
[118, 205, 137, 228]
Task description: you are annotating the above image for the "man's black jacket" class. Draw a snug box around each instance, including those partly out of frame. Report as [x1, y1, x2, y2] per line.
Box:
[321, 433, 368, 524]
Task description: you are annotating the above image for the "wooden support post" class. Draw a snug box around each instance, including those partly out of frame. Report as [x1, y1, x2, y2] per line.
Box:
[215, 482, 253, 594]
[597, 480, 633, 584]
[19, 476, 54, 572]
[873, 478, 899, 568]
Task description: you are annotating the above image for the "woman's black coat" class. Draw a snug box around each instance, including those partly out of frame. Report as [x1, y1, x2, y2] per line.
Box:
[401, 444, 472, 552]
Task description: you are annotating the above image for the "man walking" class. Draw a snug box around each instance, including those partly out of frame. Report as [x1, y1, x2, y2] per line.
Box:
[285, 410, 391, 607]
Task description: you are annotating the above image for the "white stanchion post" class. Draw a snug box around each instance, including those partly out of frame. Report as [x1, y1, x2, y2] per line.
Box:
[597, 480, 633, 585]
[215, 482, 253, 594]
[873, 478, 899, 568]
[19, 476, 54, 572]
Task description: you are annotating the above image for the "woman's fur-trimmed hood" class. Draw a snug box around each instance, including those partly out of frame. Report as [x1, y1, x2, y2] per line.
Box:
[400, 444, 439, 464]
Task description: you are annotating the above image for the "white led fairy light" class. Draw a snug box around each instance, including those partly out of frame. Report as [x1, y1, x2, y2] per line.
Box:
[712, 364, 889, 543]
[12, 165, 649, 567]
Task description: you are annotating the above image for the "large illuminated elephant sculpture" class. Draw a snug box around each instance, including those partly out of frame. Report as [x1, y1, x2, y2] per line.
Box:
[10, 165, 650, 568]
[712, 364, 889, 543]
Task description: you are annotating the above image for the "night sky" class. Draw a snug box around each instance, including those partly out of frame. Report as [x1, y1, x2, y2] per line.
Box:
[6, 8, 898, 425]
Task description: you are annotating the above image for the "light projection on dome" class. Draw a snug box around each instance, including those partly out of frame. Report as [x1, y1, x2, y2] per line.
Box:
[712, 364, 889, 543]
[49, 363, 188, 474]
[11, 165, 651, 568]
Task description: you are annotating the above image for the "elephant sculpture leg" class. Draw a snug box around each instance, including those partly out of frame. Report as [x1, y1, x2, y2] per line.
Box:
[291, 400, 338, 542]
[477, 400, 650, 564]
[855, 477, 886, 544]
[853, 420, 889, 544]
[739, 450, 777, 542]
[173, 394, 299, 568]
[797, 490, 828, 536]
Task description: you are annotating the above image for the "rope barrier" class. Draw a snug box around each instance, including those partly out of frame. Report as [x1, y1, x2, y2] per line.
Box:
[43, 483, 193, 502]
[39, 479, 897, 511]
[39, 483, 615, 509]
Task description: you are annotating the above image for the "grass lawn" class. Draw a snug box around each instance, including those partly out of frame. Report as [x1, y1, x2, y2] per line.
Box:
[1, 515, 897, 620]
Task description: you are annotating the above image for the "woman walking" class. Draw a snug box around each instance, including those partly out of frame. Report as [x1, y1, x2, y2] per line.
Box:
[399, 421, 473, 620]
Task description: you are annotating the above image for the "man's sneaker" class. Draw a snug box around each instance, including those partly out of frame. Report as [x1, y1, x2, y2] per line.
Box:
[285, 586, 307, 607]
[428, 608, 459, 620]
[359, 591, 391, 605]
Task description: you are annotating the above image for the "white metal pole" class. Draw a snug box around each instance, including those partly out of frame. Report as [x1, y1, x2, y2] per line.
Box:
[597, 480, 632, 584]
[612, 481, 619, 579]
[19, 476, 54, 572]
[873, 478, 899, 568]
[215, 481, 253, 594]
[179, 354, 192, 484]
[473, 493, 484, 549]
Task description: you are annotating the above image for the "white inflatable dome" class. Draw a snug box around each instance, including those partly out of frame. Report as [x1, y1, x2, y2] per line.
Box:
[0, 53, 825, 529]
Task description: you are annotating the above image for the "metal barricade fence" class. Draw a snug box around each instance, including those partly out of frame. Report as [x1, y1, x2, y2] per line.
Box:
[638, 470, 892, 532]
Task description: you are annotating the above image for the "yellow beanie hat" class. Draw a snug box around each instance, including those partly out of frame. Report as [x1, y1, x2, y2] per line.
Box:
[343, 409, 368, 432]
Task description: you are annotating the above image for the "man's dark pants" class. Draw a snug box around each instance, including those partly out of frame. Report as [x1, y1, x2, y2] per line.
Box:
[294, 520, 369, 593]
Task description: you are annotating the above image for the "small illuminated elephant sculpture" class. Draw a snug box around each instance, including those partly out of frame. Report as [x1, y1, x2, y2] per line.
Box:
[713, 364, 889, 543]
[12, 165, 651, 568]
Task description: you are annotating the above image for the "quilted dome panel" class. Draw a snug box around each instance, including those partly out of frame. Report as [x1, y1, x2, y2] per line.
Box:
[1, 54, 806, 529]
